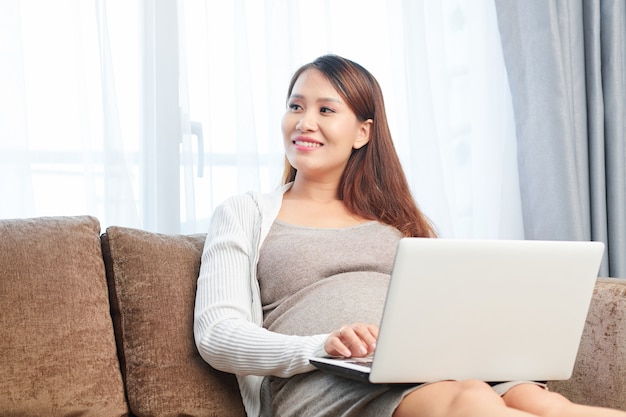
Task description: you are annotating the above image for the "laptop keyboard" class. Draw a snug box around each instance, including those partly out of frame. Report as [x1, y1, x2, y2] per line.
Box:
[346, 358, 373, 368]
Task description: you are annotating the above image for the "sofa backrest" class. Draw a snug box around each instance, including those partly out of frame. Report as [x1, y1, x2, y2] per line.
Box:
[103, 225, 244, 416]
[0, 216, 129, 416]
[0, 216, 245, 417]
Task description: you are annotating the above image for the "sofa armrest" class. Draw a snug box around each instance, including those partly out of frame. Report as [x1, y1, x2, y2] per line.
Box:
[548, 278, 626, 410]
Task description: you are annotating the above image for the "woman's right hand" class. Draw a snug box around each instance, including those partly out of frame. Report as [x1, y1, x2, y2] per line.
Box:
[324, 323, 379, 358]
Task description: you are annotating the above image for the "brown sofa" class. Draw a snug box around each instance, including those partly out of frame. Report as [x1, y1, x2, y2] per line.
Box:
[0, 215, 624, 416]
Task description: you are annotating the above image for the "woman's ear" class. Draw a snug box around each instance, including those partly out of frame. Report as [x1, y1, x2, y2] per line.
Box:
[353, 119, 373, 149]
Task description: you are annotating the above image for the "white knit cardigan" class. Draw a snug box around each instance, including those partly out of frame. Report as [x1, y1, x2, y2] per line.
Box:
[194, 183, 329, 417]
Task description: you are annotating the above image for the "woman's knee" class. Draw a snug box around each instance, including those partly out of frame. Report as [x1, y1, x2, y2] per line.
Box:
[434, 380, 508, 417]
[449, 380, 504, 409]
[396, 380, 504, 417]
[503, 384, 572, 416]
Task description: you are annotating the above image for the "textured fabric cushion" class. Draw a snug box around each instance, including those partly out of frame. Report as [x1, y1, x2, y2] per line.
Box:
[103, 226, 244, 417]
[0, 216, 129, 416]
[548, 278, 626, 410]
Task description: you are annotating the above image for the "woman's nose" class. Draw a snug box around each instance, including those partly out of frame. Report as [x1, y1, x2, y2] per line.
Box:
[296, 111, 317, 132]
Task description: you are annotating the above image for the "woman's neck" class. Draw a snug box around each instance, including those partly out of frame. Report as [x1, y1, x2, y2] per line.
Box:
[285, 177, 340, 203]
[279, 177, 370, 228]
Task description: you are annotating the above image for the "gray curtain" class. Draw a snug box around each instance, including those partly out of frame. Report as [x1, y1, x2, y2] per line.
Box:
[494, 0, 625, 278]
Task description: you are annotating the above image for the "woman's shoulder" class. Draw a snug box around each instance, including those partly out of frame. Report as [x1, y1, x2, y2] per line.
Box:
[212, 183, 291, 224]
[218, 183, 290, 211]
[210, 193, 261, 229]
[218, 191, 258, 209]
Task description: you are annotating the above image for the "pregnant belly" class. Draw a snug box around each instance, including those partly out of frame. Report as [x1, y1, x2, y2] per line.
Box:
[263, 271, 390, 336]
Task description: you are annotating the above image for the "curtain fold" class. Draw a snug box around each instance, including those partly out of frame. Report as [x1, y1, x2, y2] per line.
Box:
[0, 1, 34, 215]
[96, 0, 141, 230]
[494, 0, 626, 277]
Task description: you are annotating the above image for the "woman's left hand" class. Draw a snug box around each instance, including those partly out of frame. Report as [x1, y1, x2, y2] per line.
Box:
[323, 323, 378, 358]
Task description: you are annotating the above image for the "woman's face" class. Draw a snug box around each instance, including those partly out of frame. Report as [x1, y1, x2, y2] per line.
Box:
[282, 69, 371, 182]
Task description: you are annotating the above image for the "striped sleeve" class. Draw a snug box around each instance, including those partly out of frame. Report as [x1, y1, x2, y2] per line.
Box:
[193, 194, 328, 378]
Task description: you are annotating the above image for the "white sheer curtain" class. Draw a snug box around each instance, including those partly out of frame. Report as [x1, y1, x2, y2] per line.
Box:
[1, 0, 523, 239]
[1, 0, 143, 230]
[180, 0, 524, 238]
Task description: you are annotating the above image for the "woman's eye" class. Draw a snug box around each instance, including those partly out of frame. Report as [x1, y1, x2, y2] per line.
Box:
[320, 107, 335, 114]
[288, 103, 302, 111]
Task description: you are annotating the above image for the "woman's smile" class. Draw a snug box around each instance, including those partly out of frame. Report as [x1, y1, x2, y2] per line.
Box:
[292, 136, 323, 150]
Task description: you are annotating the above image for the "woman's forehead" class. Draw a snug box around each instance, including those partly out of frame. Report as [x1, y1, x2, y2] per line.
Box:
[291, 69, 338, 95]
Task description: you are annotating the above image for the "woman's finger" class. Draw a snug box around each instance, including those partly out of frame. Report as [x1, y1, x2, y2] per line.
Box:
[326, 323, 378, 358]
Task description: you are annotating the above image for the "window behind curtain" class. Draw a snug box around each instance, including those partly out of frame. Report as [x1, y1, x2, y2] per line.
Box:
[0, 0, 523, 238]
[179, 0, 523, 237]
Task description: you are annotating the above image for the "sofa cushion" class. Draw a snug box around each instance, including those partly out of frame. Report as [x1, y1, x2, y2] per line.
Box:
[103, 226, 244, 417]
[0, 216, 129, 416]
[548, 278, 626, 410]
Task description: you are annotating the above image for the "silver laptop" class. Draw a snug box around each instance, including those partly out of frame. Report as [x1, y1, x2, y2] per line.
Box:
[310, 238, 605, 384]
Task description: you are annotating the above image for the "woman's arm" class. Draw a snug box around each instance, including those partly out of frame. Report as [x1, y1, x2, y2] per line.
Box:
[193, 194, 327, 377]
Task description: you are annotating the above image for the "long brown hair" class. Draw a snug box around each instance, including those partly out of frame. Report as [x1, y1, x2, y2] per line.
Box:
[282, 55, 436, 238]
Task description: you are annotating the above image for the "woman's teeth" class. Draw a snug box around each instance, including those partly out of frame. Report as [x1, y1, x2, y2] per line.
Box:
[295, 141, 321, 148]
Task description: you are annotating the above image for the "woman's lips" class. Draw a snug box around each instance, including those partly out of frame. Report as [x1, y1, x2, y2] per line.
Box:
[292, 136, 323, 150]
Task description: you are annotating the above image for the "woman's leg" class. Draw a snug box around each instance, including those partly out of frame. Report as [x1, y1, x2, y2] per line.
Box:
[393, 380, 538, 417]
[503, 383, 626, 417]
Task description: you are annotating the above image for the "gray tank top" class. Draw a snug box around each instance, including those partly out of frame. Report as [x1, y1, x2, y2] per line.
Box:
[258, 220, 402, 336]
